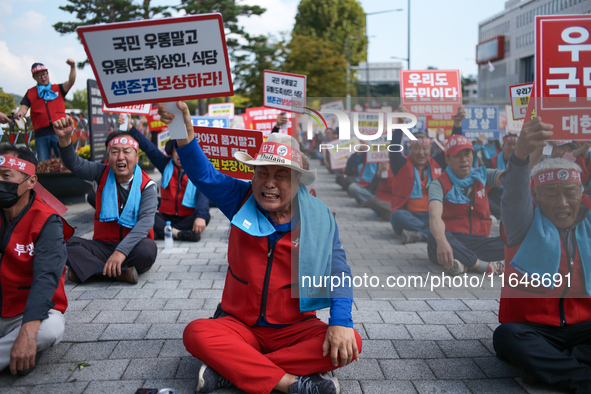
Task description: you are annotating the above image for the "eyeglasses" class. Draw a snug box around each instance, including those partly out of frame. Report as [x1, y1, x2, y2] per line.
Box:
[33, 72, 48, 78]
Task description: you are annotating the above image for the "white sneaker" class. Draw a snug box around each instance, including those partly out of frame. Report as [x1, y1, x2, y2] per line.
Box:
[446, 259, 467, 275]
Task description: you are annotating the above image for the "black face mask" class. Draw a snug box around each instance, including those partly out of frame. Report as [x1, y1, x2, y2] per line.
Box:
[0, 179, 26, 209]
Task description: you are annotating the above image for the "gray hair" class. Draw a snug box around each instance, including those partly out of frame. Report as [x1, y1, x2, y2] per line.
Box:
[531, 158, 583, 197]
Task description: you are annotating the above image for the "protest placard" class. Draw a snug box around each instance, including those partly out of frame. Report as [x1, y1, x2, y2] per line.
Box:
[102, 103, 152, 115]
[244, 107, 292, 138]
[461, 105, 501, 140]
[263, 70, 306, 113]
[208, 102, 235, 119]
[87, 79, 109, 163]
[535, 15, 591, 139]
[366, 144, 390, 163]
[327, 139, 358, 162]
[157, 130, 170, 153]
[401, 69, 462, 115]
[193, 126, 263, 180]
[191, 116, 230, 128]
[78, 14, 233, 107]
[146, 104, 168, 133]
[505, 105, 524, 134]
[408, 115, 426, 134]
[426, 115, 455, 135]
[509, 82, 533, 120]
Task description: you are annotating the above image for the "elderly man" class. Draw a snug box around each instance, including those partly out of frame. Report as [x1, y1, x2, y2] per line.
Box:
[493, 118, 591, 392]
[52, 117, 158, 284]
[388, 106, 465, 244]
[0, 145, 73, 375]
[427, 135, 505, 275]
[158, 102, 361, 394]
[14, 60, 76, 162]
[487, 133, 518, 219]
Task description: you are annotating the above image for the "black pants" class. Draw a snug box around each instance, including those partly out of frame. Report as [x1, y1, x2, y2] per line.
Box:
[366, 196, 391, 220]
[335, 175, 355, 191]
[153, 212, 211, 239]
[494, 321, 591, 393]
[488, 187, 502, 220]
[427, 230, 505, 268]
[66, 237, 157, 282]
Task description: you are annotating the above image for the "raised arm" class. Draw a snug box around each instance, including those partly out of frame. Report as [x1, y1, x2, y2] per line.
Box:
[127, 123, 170, 173]
[62, 59, 76, 94]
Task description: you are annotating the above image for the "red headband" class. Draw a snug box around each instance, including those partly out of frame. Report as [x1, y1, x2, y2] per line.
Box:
[409, 137, 433, 145]
[532, 168, 582, 188]
[503, 136, 518, 142]
[0, 156, 36, 177]
[108, 136, 139, 151]
[31, 65, 47, 75]
[257, 142, 303, 167]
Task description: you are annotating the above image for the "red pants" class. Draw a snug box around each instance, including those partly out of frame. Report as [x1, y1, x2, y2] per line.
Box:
[183, 316, 363, 394]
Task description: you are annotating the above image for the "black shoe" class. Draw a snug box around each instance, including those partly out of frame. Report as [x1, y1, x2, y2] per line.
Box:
[67, 269, 81, 284]
[177, 230, 201, 242]
[17, 351, 43, 376]
[288, 373, 340, 394]
[196, 362, 234, 393]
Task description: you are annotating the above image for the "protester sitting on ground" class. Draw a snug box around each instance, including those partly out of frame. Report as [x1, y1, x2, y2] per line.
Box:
[14, 60, 76, 162]
[52, 117, 158, 284]
[120, 114, 211, 242]
[488, 133, 518, 220]
[493, 117, 591, 393]
[427, 134, 506, 275]
[366, 165, 394, 220]
[387, 105, 465, 244]
[0, 145, 73, 375]
[335, 152, 377, 199]
[348, 162, 389, 207]
[158, 102, 361, 394]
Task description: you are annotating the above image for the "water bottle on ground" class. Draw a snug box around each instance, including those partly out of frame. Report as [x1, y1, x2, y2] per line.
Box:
[164, 221, 174, 249]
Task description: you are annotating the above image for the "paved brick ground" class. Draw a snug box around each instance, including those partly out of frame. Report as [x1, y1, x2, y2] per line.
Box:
[0, 159, 565, 394]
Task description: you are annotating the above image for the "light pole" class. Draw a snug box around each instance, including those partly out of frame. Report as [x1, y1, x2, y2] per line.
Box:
[365, 8, 404, 103]
[347, 36, 364, 111]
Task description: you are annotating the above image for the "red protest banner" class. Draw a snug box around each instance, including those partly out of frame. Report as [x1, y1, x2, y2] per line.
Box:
[425, 114, 455, 135]
[535, 15, 591, 139]
[146, 104, 168, 133]
[244, 107, 292, 138]
[102, 103, 152, 115]
[78, 14, 234, 107]
[401, 70, 462, 115]
[193, 126, 263, 180]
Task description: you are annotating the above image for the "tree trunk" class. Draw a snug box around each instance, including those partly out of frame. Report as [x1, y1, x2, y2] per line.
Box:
[198, 99, 207, 115]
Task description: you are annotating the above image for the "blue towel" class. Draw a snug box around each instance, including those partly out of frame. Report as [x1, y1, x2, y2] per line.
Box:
[409, 166, 432, 199]
[495, 151, 505, 190]
[99, 165, 143, 228]
[511, 205, 591, 294]
[161, 160, 198, 209]
[37, 83, 58, 101]
[444, 166, 487, 205]
[482, 143, 498, 160]
[230, 184, 335, 312]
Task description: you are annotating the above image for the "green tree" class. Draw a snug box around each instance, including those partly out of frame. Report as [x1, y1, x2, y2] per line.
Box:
[53, 0, 171, 68]
[71, 88, 88, 111]
[0, 88, 17, 115]
[232, 34, 282, 107]
[281, 34, 348, 98]
[292, 0, 367, 65]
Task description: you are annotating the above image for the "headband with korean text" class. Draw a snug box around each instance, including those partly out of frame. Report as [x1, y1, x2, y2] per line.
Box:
[409, 137, 433, 145]
[0, 155, 36, 177]
[532, 168, 582, 188]
[108, 136, 139, 151]
[257, 142, 303, 167]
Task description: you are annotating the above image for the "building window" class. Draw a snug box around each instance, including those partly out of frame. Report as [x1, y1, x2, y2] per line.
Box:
[521, 56, 535, 83]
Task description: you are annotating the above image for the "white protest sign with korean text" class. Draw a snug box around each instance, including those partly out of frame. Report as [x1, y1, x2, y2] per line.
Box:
[401, 69, 462, 115]
[78, 14, 233, 107]
[509, 83, 533, 120]
[208, 102, 235, 119]
[535, 15, 591, 139]
[320, 100, 345, 129]
[263, 70, 306, 113]
[102, 103, 152, 115]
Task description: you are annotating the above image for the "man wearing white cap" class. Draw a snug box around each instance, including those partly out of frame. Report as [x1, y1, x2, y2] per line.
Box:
[158, 102, 361, 394]
[14, 60, 76, 162]
[427, 134, 506, 275]
[493, 117, 591, 393]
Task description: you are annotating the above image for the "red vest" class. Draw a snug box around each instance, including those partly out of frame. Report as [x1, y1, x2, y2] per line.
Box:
[390, 157, 442, 213]
[27, 85, 66, 131]
[221, 192, 316, 326]
[160, 163, 195, 217]
[94, 167, 155, 242]
[0, 193, 74, 317]
[491, 155, 500, 169]
[439, 171, 492, 237]
[375, 168, 394, 203]
[499, 197, 591, 326]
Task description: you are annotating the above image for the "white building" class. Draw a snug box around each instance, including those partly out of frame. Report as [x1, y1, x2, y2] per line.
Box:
[477, 0, 591, 98]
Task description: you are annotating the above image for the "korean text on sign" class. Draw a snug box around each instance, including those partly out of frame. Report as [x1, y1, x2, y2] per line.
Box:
[263, 70, 306, 113]
[78, 14, 233, 107]
[461, 106, 500, 140]
[191, 116, 230, 128]
[193, 126, 263, 180]
[535, 15, 591, 140]
[509, 83, 533, 120]
[401, 70, 462, 115]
